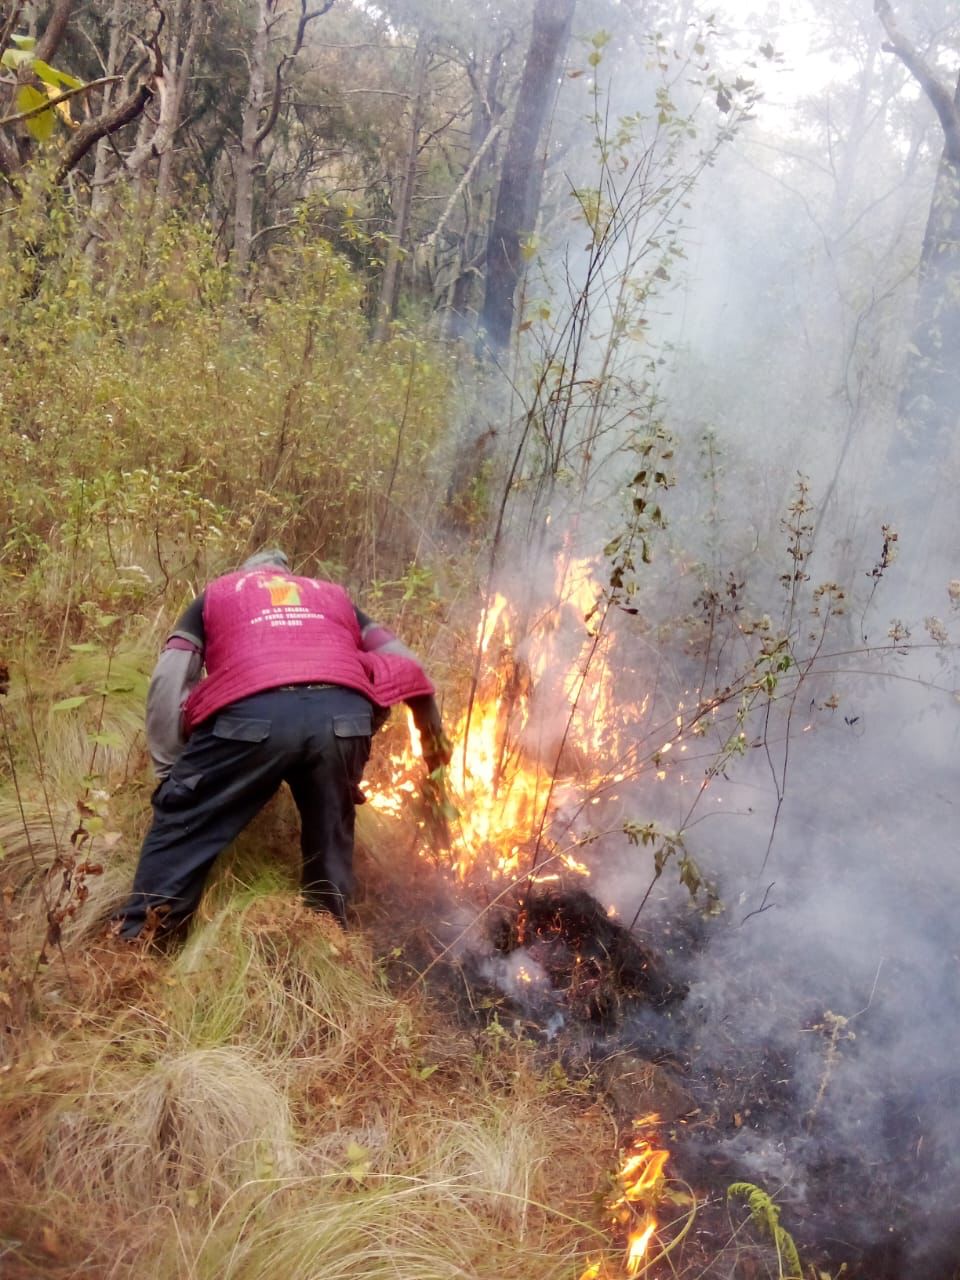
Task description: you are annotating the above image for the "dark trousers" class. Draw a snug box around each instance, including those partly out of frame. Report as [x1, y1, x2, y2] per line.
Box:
[117, 686, 373, 938]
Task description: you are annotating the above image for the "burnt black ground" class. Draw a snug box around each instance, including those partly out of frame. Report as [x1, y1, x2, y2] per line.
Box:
[468, 885, 960, 1280]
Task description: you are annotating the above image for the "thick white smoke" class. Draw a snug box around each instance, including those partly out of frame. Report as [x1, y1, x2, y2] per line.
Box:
[468, 2, 960, 1272]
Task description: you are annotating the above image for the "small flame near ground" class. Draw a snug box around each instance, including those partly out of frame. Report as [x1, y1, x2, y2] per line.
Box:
[580, 1113, 672, 1279]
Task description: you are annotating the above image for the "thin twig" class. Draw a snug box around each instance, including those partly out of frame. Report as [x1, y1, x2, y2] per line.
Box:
[739, 882, 777, 926]
[0, 74, 122, 128]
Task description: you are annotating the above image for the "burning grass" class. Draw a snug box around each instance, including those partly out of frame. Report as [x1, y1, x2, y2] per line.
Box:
[366, 560, 648, 889]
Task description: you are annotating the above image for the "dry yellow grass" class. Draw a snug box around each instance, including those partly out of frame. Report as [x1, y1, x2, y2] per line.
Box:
[0, 796, 613, 1279]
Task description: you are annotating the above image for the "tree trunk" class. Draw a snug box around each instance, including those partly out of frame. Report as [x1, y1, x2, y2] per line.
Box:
[85, 0, 125, 260]
[156, 0, 203, 203]
[234, 0, 272, 274]
[479, 0, 576, 354]
[232, 0, 332, 275]
[892, 73, 960, 464]
[876, 1, 960, 467]
[445, 37, 508, 335]
[373, 31, 430, 342]
[125, 0, 200, 185]
[33, 0, 73, 63]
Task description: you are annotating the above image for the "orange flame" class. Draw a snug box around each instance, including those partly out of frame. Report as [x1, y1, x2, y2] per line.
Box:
[369, 561, 636, 883]
[625, 1218, 657, 1276]
[368, 549, 697, 888]
[616, 1116, 669, 1196]
[579, 1115, 671, 1280]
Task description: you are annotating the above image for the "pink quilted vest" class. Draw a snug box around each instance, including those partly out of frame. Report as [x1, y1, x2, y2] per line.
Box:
[183, 569, 433, 731]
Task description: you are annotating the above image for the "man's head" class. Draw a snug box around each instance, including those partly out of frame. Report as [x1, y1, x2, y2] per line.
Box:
[241, 549, 290, 571]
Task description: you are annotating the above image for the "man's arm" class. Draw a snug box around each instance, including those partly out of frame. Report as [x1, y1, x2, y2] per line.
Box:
[356, 608, 452, 771]
[145, 596, 205, 778]
[356, 609, 418, 661]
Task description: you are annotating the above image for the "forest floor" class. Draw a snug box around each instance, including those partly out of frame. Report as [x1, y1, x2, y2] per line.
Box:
[0, 775, 817, 1280]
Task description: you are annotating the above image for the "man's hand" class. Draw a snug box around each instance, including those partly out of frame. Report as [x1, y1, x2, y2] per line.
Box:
[423, 728, 453, 775]
[407, 694, 452, 773]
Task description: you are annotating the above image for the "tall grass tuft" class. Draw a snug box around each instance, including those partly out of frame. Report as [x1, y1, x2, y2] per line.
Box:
[14, 1037, 298, 1213]
[167, 894, 395, 1063]
[181, 1176, 593, 1280]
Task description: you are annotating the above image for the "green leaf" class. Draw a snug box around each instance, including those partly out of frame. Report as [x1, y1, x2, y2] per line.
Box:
[1, 47, 34, 70]
[32, 59, 82, 89]
[31, 58, 60, 86]
[15, 85, 55, 142]
[51, 695, 89, 712]
[10, 33, 37, 49]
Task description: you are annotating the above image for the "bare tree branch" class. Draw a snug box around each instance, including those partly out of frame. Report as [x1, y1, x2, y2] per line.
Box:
[250, 216, 299, 245]
[293, 1, 336, 57]
[421, 121, 503, 259]
[255, 0, 334, 147]
[33, 0, 74, 64]
[417, 99, 471, 156]
[874, 0, 960, 162]
[0, 74, 121, 128]
[54, 79, 153, 183]
[0, 2, 29, 61]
